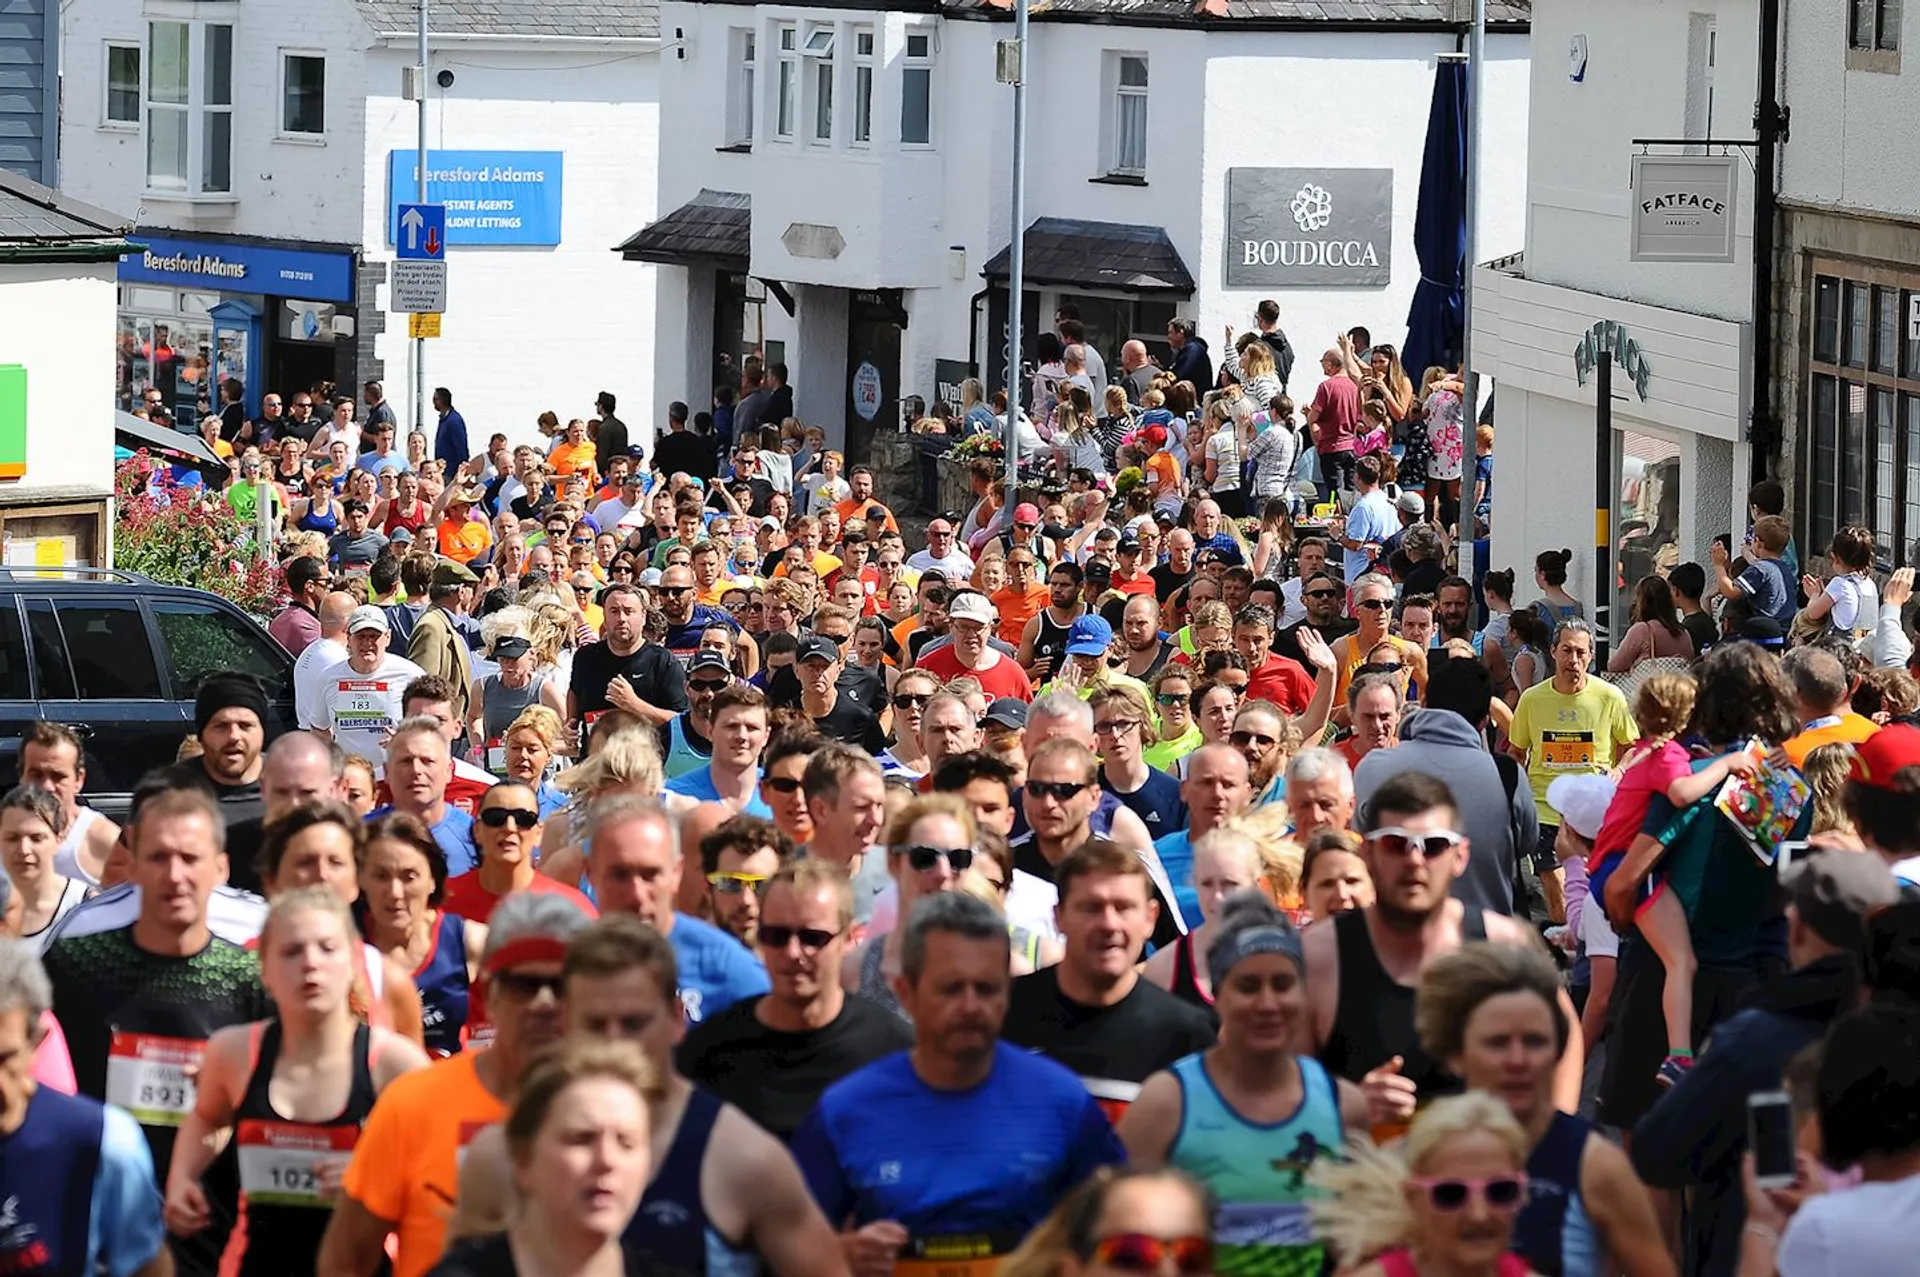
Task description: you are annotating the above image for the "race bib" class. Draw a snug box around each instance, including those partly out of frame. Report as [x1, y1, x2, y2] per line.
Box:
[1539, 731, 1596, 772]
[894, 1233, 1013, 1277]
[484, 737, 508, 775]
[236, 1121, 357, 1207]
[106, 1033, 204, 1126]
[332, 679, 396, 737]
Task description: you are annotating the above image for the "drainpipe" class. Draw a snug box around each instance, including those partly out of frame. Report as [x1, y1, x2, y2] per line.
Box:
[1749, 0, 1785, 484]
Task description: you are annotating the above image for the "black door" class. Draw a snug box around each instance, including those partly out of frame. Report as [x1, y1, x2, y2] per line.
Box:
[714, 272, 749, 391]
[25, 596, 188, 790]
[845, 292, 903, 468]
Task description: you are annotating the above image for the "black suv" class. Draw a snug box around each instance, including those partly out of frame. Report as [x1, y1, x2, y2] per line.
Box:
[0, 567, 295, 792]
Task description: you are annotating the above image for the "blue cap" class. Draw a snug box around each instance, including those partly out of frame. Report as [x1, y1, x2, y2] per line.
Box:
[1065, 615, 1114, 657]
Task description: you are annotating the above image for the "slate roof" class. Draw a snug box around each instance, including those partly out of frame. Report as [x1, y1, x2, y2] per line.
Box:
[982, 218, 1195, 294]
[0, 170, 135, 260]
[352, 0, 660, 40]
[615, 189, 750, 267]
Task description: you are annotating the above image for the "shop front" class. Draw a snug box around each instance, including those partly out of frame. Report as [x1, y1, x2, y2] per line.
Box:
[115, 230, 360, 421]
[1472, 262, 1750, 643]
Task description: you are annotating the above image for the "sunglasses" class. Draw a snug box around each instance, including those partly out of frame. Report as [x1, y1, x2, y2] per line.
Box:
[756, 925, 841, 952]
[491, 970, 564, 1001]
[706, 871, 771, 895]
[661, 586, 695, 597]
[1305, 588, 1342, 600]
[1154, 692, 1188, 705]
[1369, 826, 1465, 860]
[1410, 1174, 1528, 1212]
[479, 807, 540, 829]
[1356, 598, 1393, 611]
[689, 678, 732, 693]
[1027, 780, 1090, 802]
[1083, 1235, 1214, 1276]
[763, 776, 804, 794]
[893, 693, 932, 709]
[895, 844, 975, 872]
[1230, 729, 1278, 749]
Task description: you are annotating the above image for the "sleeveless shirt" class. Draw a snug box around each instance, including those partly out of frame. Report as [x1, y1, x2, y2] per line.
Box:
[1513, 1111, 1603, 1277]
[624, 1088, 757, 1277]
[1320, 907, 1486, 1102]
[412, 913, 472, 1057]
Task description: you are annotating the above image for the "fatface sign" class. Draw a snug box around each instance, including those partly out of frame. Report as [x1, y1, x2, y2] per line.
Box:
[1225, 168, 1393, 288]
[1629, 155, 1738, 263]
[1573, 320, 1653, 402]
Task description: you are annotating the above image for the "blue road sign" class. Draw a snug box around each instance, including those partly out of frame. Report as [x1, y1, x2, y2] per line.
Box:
[396, 203, 446, 260]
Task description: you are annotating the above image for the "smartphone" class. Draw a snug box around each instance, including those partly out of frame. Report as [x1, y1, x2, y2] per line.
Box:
[1748, 1090, 1798, 1189]
[1777, 840, 1809, 874]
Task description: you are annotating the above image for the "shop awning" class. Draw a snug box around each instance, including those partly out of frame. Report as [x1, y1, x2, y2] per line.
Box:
[615, 190, 750, 269]
[114, 411, 231, 485]
[982, 218, 1195, 294]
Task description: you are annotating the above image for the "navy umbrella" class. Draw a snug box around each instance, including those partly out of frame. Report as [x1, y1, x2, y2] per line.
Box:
[1403, 58, 1469, 381]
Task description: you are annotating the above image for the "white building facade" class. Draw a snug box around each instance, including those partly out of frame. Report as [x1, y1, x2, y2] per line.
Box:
[59, 0, 660, 441]
[629, 0, 1531, 464]
[1473, 0, 1760, 632]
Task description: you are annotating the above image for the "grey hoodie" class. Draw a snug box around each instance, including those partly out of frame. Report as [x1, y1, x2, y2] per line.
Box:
[1353, 707, 1538, 918]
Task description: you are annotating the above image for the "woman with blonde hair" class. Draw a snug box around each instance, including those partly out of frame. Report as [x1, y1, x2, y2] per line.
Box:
[1413, 944, 1672, 1277]
[1142, 826, 1265, 1012]
[536, 726, 666, 895]
[1052, 386, 1106, 477]
[843, 793, 980, 1019]
[165, 888, 430, 1274]
[1310, 1092, 1534, 1277]
[1236, 341, 1283, 415]
[999, 1167, 1216, 1277]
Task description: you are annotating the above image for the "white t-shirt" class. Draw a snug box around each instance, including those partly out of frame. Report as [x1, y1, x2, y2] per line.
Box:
[315, 652, 427, 761]
[802, 473, 850, 516]
[1278, 577, 1307, 628]
[907, 547, 977, 579]
[1205, 425, 1241, 493]
[1580, 889, 1620, 959]
[758, 449, 793, 494]
[293, 636, 349, 730]
[1779, 1172, 1920, 1276]
[1825, 573, 1880, 632]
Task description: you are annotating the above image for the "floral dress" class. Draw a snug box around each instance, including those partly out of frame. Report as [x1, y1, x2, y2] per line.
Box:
[1425, 388, 1466, 482]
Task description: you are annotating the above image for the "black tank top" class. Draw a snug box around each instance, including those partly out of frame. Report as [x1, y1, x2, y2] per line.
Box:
[1319, 907, 1487, 1102]
[1169, 933, 1216, 1018]
[1032, 609, 1076, 679]
[230, 1020, 378, 1277]
[624, 1088, 756, 1277]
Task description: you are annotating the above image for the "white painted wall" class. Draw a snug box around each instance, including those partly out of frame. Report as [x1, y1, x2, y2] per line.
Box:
[1523, 0, 1757, 321]
[361, 44, 662, 447]
[0, 263, 120, 495]
[1779, 3, 1920, 215]
[651, 2, 1532, 444]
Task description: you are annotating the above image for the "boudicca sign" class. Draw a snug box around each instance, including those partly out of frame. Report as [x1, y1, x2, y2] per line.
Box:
[1225, 168, 1393, 288]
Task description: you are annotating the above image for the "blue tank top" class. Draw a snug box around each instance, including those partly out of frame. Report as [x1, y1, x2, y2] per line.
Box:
[1167, 1053, 1345, 1277]
[413, 912, 472, 1057]
[0, 1085, 103, 1275]
[297, 499, 338, 535]
[1512, 1111, 1601, 1277]
[625, 1088, 757, 1277]
[663, 714, 714, 780]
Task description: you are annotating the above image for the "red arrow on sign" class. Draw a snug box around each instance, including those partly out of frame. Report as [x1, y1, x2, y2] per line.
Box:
[425, 228, 442, 256]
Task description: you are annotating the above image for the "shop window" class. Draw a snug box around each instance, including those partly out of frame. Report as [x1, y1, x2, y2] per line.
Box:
[105, 42, 140, 126]
[1684, 16, 1715, 151]
[1805, 265, 1920, 564]
[725, 29, 755, 146]
[774, 26, 797, 140]
[1850, 0, 1901, 50]
[1615, 432, 1683, 636]
[852, 28, 874, 146]
[901, 30, 934, 146]
[1103, 53, 1149, 178]
[281, 52, 326, 136]
[145, 20, 233, 195]
[1055, 293, 1181, 375]
[803, 26, 834, 145]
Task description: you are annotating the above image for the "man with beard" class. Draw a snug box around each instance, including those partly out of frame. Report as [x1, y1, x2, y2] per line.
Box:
[1275, 570, 1356, 667]
[163, 674, 269, 857]
[697, 814, 794, 947]
[1002, 839, 1215, 1121]
[682, 860, 914, 1140]
[1231, 699, 1299, 808]
[833, 466, 898, 535]
[1278, 537, 1329, 626]
[1117, 594, 1172, 680]
[1302, 771, 1581, 1140]
[1435, 575, 1509, 694]
[660, 651, 730, 780]
[795, 634, 887, 752]
[569, 583, 689, 726]
[659, 564, 751, 667]
[1018, 562, 1086, 684]
[791, 892, 1122, 1273]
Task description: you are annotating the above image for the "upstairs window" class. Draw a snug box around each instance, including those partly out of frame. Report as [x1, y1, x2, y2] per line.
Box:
[901, 30, 933, 145]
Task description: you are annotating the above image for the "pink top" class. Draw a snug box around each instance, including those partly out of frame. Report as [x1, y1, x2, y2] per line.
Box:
[1591, 738, 1694, 866]
[32, 1010, 75, 1094]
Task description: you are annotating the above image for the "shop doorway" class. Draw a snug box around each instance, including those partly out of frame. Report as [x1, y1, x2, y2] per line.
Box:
[845, 291, 904, 467]
[270, 339, 340, 407]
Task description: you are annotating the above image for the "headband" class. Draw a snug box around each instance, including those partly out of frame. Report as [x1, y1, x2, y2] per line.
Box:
[1205, 923, 1304, 989]
[481, 936, 570, 978]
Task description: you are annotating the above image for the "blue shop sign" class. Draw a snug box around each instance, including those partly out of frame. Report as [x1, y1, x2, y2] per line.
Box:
[119, 232, 356, 303]
[388, 150, 564, 247]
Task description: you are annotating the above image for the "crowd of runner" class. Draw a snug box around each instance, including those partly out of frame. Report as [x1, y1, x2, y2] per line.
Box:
[30, 333, 1920, 1277]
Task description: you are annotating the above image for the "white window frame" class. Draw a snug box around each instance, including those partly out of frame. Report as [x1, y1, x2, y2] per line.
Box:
[803, 25, 835, 145]
[277, 49, 327, 140]
[850, 27, 874, 147]
[773, 25, 798, 141]
[725, 28, 756, 146]
[144, 20, 234, 198]
[103, 40, 141, 129]
[1105, 51, 1148, 178]
[900, 27, 935, 147]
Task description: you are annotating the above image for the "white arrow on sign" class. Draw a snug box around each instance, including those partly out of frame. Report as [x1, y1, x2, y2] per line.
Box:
[400, 207, 425, 251]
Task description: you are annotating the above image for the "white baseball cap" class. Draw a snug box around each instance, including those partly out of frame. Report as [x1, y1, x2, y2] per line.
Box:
[1546, 773, 1617, 842]
[948, 592, 995, 626]
[346, 605, 389, 636]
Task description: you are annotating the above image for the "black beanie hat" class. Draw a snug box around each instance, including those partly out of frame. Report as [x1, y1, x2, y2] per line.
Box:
[195, 673, 270, 735]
